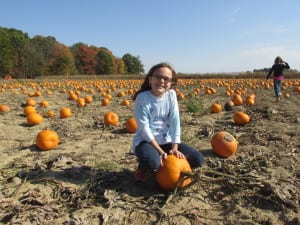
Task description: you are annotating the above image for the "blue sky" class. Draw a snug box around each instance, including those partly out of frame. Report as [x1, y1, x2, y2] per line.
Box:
[1, 0, 300, 73]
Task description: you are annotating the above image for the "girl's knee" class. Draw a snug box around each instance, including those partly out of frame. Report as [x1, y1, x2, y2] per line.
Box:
[149, 160, 160, 171]
[189, 152, 205, 168]
[138, 153, 160, 171]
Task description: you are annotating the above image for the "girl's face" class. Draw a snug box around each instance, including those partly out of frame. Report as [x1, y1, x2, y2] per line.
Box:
[149, 67, 173, 96]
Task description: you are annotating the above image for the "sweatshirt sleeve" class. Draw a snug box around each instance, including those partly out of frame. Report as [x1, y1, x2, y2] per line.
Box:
[168, 90, 181, 143]
[266, 65, 274, 79]
[284, 62, 290, 69]
[134, 94, 154, 142]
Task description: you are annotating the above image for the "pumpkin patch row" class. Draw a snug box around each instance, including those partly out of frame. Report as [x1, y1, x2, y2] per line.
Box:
[1, 78, 299, 191]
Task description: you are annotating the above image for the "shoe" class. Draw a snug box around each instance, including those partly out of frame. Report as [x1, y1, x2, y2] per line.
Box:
[135, 169, 146, 182]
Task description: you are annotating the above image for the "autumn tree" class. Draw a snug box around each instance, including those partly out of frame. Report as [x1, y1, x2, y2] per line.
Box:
[0, 26, 144, 77]
[47, 42, 75, 75]
[115, 58, 126, 74]
[70, 43, 97, 75]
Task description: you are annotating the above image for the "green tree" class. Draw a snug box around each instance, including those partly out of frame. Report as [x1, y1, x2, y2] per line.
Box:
[0, 27, 30, 77]
[10, 29, 30, 77]
[26, 35, 56, 77]
[0, 27, 13, 75]
[122, 53, 144, 74]
[95, 48, 115, 74]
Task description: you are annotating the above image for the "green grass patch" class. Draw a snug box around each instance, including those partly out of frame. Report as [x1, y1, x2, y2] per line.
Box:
[185, 97, 204, 113]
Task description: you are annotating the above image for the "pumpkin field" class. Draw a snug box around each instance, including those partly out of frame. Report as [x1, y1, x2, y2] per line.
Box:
[0, 76, 299, 225]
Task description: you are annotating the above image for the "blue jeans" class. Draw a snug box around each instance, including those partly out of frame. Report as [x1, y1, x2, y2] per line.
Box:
[135, 141, 205, 172]
[273, 79, 282, 97]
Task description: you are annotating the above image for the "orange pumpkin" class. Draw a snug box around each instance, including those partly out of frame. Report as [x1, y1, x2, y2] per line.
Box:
[34, 90, 42, 97]
[0, 104, 9, 112]
[69, 92, 78, 100]
[177, 92, 185, 100]
[106, 94, 112, 100]
[117, 91, 125, 97]
[28, 92, 35, 97]
[211, 131, 238, 157]
[232, 94, 243, 106]
[244, 96, 255, 106]
[233, 111, 250, 125]
[124, 117, 138, 133]
[46, 90, 53, 95]
[101, 98, 110, 106]
[27, 112, 43, 125]
[77, 97, 86, 107]
[85, 95, 93, 103]
[36, 129, 59, 150]
[211, 103, 222, 113]
[247, 93, 256, 99]
[23, 105, 36, 116]
[46, 110, 56, 118]
[156, 155, 192, 190]
[121, 99, 130, 106]
[39, 100, 49, 108]
[60, 107, 72, 118]
[104, 112, 119, 126]
[26, 98, 36, 106]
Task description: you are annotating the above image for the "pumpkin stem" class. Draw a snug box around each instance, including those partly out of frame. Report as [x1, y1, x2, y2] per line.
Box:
[197, 167, 240, 179]
[162, 171, 199, 208]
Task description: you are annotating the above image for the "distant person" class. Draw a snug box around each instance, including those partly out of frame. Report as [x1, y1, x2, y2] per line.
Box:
[132, 62, 205, 181]
[266, 56, 290, 101]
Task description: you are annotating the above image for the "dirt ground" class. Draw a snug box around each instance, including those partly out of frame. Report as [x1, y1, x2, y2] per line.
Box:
[0, 78, 299, 225]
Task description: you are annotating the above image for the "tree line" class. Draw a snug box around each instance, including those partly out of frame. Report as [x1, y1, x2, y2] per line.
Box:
[0, 27, 144, 78]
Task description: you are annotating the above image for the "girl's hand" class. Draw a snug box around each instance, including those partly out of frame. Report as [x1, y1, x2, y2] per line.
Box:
[169, 149, 186, 159]
[160, 152, 167, 166]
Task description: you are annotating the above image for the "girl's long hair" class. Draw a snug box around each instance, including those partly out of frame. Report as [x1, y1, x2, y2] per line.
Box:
[132, 62, 178, 100]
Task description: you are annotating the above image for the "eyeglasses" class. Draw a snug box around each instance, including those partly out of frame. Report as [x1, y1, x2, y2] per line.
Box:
[151, 75, 173, 83]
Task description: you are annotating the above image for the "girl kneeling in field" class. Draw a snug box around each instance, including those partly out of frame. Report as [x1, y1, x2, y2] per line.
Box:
[132, 62, 205, 181]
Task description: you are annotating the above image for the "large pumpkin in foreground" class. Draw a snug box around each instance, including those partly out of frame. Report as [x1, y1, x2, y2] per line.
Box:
[211, 131, 238, 158]
[156, 155, 192, 191]
[36, 130, 59, 150]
